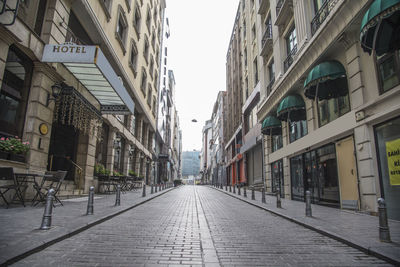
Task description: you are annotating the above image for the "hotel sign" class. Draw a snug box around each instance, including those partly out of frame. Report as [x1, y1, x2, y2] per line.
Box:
[42, 43, 97, 63]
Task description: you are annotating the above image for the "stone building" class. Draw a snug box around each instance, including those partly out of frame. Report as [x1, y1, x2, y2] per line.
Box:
[0, 0, 165, 197]
[257, 0, 400, 219]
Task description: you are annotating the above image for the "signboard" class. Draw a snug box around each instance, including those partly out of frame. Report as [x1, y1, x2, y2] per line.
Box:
[386, 138, 400, 185]
[42, 43, 97, 63]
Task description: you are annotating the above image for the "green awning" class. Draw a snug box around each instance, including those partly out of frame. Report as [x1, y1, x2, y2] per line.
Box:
[303, 60, 348, 100]
[360, 0, 400, 56]
[261, 116, 282, 135]
[277, 94, 306, 121]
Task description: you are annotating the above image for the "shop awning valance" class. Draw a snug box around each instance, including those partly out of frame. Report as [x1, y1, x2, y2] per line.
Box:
[360, 0, 400, 56]
[42, 43, 135, 115]
[277, 94, 306, 122]
[261, 116, 282, 135]
[303, 60, 348, 100]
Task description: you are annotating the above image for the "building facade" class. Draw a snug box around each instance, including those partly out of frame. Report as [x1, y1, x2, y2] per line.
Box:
[0, 0, 165, 198]
[257, 0, 400, 219]
[200, 120, 212, 184]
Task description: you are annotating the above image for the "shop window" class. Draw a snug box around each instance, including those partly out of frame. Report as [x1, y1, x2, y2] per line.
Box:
[0, 46, 33, 137]
[318, 94, 350, 127]
[290, 155, 304, 201]
[289, 120, 307, 143]
[271, 160, 285, 198]
[377, 50, 400, 94]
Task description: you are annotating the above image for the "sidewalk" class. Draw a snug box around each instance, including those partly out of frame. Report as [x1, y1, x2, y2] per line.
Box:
[209, 185, 400, 266]
[0, 185, 175, 266]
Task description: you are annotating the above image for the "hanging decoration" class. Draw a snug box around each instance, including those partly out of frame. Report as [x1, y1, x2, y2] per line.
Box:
[53, 85, 103, 140]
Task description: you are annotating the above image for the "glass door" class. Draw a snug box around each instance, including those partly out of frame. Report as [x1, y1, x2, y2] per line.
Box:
[272, 159, 284, 198]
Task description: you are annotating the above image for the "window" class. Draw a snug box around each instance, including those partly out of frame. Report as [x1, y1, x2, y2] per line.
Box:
[318, 94, 350, 127]
[252, 24, 256, 41]
[286, 26, 297, 55]
[116, 6, 128, 53]
[99, 0, 112, 21]
[146, 7, 151, 31]
[143, 36, 149, 63]
[125, 0, 132, 11]
[244, 48, 247, 66]
[147, 87, 152, 107]
[313, 0, 327, 14]
[149, 57, 154, 78]
[271, 131, 283, 152]
[268, 60, 275, 82]
[34, 0, 47, 36]
[140, 68, 147, 95]
[289, 120, 308, 143]
[253, 58, 259, 84]
[154, 73, 158, 91]
[243, 20, 247, 39]
[377, 50, 400, 93]
[151, 30, 156, 49]
[152, 97, 157, 116]
[0, 46, 33, 137]
[129, 39, 138, 74]
[165, 47, 168, 56]
[133, 5, 141, 37]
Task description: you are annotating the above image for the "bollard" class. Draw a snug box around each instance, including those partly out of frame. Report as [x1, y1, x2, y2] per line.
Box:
[40, 188, 55, 230]
[142, 184, 146, 197]
[151, 184, 154, 194]
[251, 187, 255, 200]
[244, 187, 247, 198]
[305, 190, 312, 217]
[115, 184, 121, 206]
[159, 184, 162, 191]
[225, 185, 227, 191]
[220, 183, 223, 189]
[233, 184, 236, 193]
[276, 188, 282, 208]
[262, 188, 266, 203]
[238, 185, 241, 195]
[229, 185, 232, 192]
[86, 186, 94, 215]
[378, 198, 391, 242]
[155, 184, 158, 193]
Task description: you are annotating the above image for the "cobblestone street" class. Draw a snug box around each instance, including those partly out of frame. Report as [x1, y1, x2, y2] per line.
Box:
[12, 186, 392, 266]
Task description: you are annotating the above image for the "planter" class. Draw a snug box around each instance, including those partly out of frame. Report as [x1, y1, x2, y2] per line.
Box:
[0, 151, 10, 160]
[9, 154, 26, 163]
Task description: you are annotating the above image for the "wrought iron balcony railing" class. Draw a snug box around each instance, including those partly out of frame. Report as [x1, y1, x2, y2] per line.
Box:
[311, 0, 339, 36]
[283, 44, 297, 73]
[266, 77, 275, 96]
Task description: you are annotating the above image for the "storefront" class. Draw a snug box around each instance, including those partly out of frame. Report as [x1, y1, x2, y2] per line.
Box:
[271, 159, 284, 198]
[374, 116, 400, 220]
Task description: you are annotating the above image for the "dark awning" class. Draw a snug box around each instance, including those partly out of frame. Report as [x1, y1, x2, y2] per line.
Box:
[261, 116, 281, 135]
[303, 60, 348, 100]
[360, 0, 400, 56]
[277, 94, 306, 122]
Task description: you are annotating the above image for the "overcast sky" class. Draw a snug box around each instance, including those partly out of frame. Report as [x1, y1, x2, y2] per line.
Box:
[166, 0, 240, 152]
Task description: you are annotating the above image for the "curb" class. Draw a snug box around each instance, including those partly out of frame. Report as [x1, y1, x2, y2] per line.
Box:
[209, 186, 399, 266]
[1, 187, 177, 267]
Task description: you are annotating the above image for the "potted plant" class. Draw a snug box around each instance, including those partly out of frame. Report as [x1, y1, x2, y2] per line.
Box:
[128, 170, 137, 177]
[0, 136, 30, 162]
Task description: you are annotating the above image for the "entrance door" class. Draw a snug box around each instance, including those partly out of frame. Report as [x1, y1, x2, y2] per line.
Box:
[272, 160, 284, 198]
[48, 123, 79, 181]
[336, 136, 360, 210]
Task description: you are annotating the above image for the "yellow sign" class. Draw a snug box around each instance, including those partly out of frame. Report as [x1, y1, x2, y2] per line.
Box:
[386, 138, 400, 185]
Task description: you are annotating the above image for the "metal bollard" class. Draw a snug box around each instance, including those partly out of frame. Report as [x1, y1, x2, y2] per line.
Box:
[225, 185, 227, 191]
[115, 184, 121, 206]
[251, 187, 255, 200]
[229, 185, 232, 192]
[244, 187, 247, 198]
[86, 186, 94, 215]
[142, 184, 146, 197]
[238, 185, 241, 195]
[378, 198, 391, 242]
[276, 188, 282, 208]
[151, 184, 154, 194]
[233, 184, 236, 193]
[305, 190, 312, 217]
[159, 184, 162, 191]
[40, 188, 55, 230]
[262, 188, 266, 203]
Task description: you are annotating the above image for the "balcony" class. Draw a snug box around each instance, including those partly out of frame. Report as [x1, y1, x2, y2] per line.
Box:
[283, 44, 297, 73]
[275, 0, 293, 35]
[311, 0, 339, 36]
[258, 0, 270, 15]
[266, 77, 275, 97]
[260, 24, 273, 58]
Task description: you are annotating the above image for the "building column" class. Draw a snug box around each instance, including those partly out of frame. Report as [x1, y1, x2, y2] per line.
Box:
[293, 0, 312, 54]
[135, 114, 143, 143]
[122, 141, 130, 175]
[106, 128, 117, 172]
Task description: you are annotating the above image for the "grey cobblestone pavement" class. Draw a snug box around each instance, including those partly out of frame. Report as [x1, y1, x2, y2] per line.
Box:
[0, 185, 174, 266]
[11, 186, 392, 266]
[211, 185, 400, 265]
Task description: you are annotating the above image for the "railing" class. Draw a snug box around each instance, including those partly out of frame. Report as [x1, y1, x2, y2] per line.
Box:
[266, 77, 275, 96]
[284, 44, 297, 73]
[261, 24, 273, 47]
[276, 0, 284, 17]
[311, 0, 338, 36]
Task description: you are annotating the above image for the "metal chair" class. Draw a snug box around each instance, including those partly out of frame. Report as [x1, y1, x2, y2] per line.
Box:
[0, 167, 27, 208]
[32, 170, 67, 206]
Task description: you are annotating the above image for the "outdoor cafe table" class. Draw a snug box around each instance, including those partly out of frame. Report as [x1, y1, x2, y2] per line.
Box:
[14, 173, 51, 205]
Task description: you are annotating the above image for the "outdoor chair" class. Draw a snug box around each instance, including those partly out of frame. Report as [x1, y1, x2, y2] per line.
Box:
[32, 170, 67, 206]
[0, 167, 27, 208]
[98, 175, 112, 194]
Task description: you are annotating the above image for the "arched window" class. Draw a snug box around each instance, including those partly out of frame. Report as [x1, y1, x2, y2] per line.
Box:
[0, 46, 33, 137]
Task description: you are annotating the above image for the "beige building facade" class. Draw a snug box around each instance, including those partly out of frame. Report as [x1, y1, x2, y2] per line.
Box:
[0, 0, 165, 199]
[257, 0, 400, 219]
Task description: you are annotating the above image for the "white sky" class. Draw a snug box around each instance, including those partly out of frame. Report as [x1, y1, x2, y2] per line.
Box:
[166, 0, 240, 151]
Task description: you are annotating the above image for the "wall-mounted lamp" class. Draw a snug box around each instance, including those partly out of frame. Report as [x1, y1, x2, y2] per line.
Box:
[47, 82, 63, 106]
